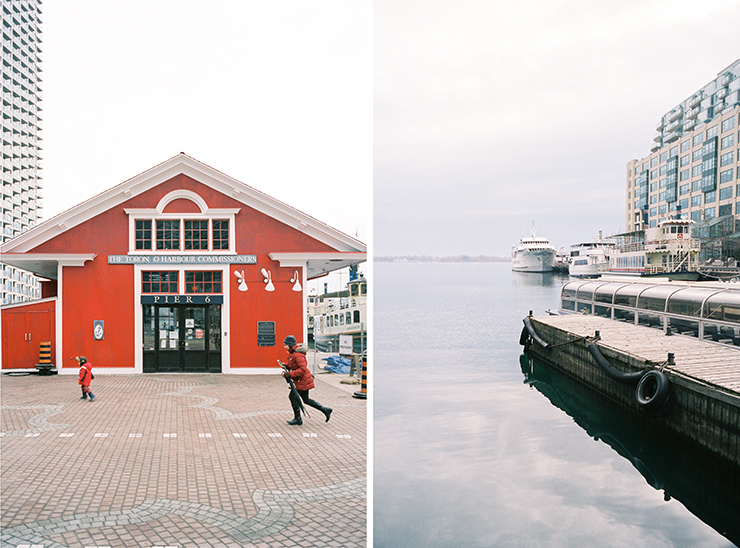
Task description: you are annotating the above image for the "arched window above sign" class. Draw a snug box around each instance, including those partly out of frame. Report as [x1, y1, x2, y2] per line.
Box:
[124, 191, 240, 255]
[155, 190, 208, 214]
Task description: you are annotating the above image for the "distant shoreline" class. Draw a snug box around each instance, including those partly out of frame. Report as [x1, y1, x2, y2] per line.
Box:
[374, 255, 510, 263]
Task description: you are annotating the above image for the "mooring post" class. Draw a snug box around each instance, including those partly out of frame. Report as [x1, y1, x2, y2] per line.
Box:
[668, 352, 675, 365]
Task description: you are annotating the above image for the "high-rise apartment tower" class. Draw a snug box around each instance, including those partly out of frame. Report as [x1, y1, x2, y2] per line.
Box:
[1, 0, 43, 304]
[626, 60, 740, 236]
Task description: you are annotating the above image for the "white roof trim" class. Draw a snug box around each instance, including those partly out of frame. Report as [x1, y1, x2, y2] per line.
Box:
[1, 153, 366, 254]
[0, 254, 97, 279]
[1, 296, 58, 311]
[268, 252, 366, 280]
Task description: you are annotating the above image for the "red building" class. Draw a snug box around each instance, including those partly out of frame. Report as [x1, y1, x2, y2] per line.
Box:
[1, 154, 365, 374]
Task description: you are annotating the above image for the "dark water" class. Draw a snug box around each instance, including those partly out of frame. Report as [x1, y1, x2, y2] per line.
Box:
[373, 262, 739, 548]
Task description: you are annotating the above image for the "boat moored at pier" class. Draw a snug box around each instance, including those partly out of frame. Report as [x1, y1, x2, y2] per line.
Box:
[511, 229, 557, 273]
[569, 234, 617, 278]
[608, 218, 700, 278]
[311, 274, 367, 354]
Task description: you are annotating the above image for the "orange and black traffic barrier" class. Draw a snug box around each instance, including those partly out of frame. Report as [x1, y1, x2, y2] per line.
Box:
[36, 341, 55, 375]
[353, 356, 367, 399]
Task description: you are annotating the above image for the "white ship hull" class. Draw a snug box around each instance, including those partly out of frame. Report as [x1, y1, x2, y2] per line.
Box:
[569, 259, 609, 277]
[511, 249, 556, 272]
[512, 228, 557, 273]
[568, 242, 615, 278]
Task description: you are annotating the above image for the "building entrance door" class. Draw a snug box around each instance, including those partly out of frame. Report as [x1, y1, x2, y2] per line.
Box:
[143, 304, 221, 372]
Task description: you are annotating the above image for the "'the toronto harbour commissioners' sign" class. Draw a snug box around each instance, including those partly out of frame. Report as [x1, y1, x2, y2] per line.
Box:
[108, 255, 257, 265]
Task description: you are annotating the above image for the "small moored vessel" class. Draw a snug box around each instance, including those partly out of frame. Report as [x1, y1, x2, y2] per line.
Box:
[311, 274, 367, 354]
[512, 228, 557, 273]
[569, 233, 617, 278]
[608, 218, 700, 279]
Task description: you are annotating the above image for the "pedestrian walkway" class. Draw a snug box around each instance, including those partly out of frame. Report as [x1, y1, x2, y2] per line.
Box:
[0, 370, 366, 548]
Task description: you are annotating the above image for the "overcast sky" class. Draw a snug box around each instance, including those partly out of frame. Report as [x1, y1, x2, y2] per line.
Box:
[374, 0, 740, 257]
[41, 0, 371, 265]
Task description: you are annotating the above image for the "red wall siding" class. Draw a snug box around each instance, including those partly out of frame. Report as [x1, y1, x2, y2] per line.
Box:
[41, 279, 58, 299]
[31, 202, 134, 369]
[1, 300, 56, 369]
[62, 258, 135, 369]
[228, 265, 304, 368]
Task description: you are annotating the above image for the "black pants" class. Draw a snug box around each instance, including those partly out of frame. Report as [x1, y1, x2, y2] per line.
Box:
[289, 389, 324, 414]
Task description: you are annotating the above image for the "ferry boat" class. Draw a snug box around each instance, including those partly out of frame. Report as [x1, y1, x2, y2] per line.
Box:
[511, 229, 557, 273]
[557, 277, 740, 348]
[569, 233, 617, 278]
[608, 218, 700, 279]
[311, 274, 367, 354]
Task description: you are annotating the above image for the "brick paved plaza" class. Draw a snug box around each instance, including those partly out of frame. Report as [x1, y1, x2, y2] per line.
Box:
[0, 370, 367, 548]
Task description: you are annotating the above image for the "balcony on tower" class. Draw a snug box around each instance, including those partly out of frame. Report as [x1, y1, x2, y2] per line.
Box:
[665, 119, 682, 133]
[667, 108, 683, 122]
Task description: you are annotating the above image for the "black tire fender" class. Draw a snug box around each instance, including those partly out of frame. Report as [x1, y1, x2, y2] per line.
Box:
[519, 325, 530, 346]
[635, 370, 670, 413]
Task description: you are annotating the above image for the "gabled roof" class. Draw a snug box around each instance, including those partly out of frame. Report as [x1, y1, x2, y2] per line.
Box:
[2, 153, 366, 255]
[1, 154, 365, 280]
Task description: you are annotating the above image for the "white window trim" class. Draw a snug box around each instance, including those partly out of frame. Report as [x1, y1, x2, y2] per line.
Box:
[125, 190, 239, 254]
[134, 263, 231, 373]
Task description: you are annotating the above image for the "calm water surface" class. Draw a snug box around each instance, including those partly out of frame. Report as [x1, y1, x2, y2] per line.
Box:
[374, 262, 738, 548]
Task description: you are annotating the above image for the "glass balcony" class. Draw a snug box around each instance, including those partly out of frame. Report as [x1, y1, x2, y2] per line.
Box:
[667, 108, 683, 122]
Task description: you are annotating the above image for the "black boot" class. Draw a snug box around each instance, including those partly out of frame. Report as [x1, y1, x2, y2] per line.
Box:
[322, 406, 332, 422]
[287, 409, 302, 425]
[314, 402, 332, 422]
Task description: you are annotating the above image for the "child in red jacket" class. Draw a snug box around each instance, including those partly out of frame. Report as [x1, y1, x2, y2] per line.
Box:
[77, 356, 95, 401]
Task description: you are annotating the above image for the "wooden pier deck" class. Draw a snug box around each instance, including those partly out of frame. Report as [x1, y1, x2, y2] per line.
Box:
[523, 314, 740, 469]
[537, 314, 740, 392]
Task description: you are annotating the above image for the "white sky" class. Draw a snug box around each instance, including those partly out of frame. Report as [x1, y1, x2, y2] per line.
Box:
[374, 0, 740, 257]
[36, 0, 740, 262]
[41, 0, 372, 264]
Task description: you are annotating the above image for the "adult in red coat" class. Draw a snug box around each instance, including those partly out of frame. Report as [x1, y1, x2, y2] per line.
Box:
[279, 335, 332, 425]
[77, 356, 96, 401]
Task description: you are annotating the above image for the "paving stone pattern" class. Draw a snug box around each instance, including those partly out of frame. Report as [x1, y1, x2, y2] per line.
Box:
[0, 373, 367, 547]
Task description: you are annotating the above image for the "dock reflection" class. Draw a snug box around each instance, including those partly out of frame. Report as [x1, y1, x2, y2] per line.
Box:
[519, 353, 740, 547]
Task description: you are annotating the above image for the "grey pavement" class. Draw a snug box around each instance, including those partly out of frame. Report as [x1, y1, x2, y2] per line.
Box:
[0, 358, 366, 548]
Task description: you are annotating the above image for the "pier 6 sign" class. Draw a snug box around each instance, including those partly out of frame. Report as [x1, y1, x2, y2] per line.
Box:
[141, 295, 224, 304]
[108, 254, 257, 265]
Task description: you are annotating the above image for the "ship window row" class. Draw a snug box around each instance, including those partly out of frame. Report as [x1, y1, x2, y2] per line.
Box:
[350, 282, 367, 297]
[323, 311, 361, 328]
[135, 219, 230, 251]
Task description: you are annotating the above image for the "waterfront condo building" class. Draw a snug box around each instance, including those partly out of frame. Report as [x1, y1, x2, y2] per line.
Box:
[626, 59, 740, 258]
[1, 0, 43, 304]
